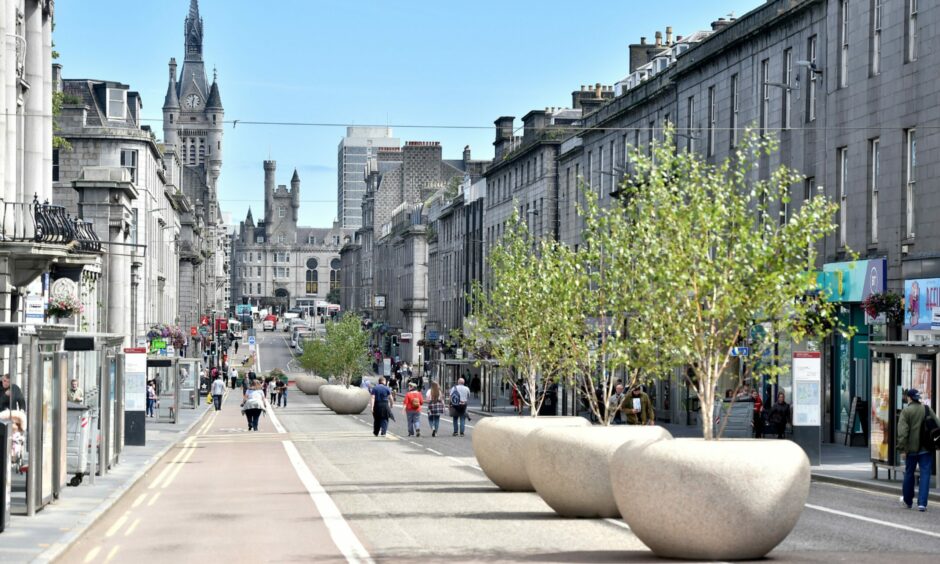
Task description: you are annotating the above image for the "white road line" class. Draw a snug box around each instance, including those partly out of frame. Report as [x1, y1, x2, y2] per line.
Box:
[805, 503, 940, 539]
[82, 546, 101, 563]
[131, 493, 148, 508]
[426, 448, 443, 456]
[283, 441, 374, 564]
[105, 512, 129, 538]
[124, 518, 141, 537]
[408, 441, 420, 446]
[267, 403, 287, 434]
[604, 518, 631, 531]
[104, 546, 120, 563]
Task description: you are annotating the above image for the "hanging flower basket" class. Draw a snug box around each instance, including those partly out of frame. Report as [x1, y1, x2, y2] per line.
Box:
[862, 291, 904, 326]
[47, 295, 84, 318]
[146, 323, 187, 349]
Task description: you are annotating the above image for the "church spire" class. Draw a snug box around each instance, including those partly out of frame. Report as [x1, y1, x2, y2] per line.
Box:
[164, 58, 179, 109]
[184, 0, 203, 60]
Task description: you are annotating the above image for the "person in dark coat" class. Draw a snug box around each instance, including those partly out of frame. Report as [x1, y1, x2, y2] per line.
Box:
[1, 373, 26, 412]
[370, 377, 394, 436]
[768, 392, 792, 439]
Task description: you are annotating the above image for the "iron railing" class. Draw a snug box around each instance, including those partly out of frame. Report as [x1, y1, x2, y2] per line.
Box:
[1, 194, 102, 252]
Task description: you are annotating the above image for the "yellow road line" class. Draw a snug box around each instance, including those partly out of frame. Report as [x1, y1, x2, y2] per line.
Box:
[161, 441, 198, 489]
[104, 545, 120, 563]
[105, 512, 130, 538]
[124, 517, 141, 537]
[131, 493, 148, 508]
[147, 492, 161, 507]
[83, 546, 101, 563]
[149, 437, 195, 489]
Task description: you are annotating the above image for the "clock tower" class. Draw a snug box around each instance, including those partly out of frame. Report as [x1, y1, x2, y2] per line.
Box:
[163, 0, 224, 195]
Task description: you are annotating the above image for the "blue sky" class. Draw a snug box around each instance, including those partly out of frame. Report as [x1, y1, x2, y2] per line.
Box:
[55, 0, 762, 228]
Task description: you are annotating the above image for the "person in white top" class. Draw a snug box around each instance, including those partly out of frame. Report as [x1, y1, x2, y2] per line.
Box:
[229, 366, 238, 389]
[242, 380, 267, 431]
[210, 375, 226, 411]
[450, 378, 471, 436]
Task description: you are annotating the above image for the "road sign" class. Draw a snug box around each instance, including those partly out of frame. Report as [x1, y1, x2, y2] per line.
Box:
[248, 335, 256, 345]
[730, 346, 750, 357]
[200, 315, 210, 326]
[236, 304, 252, 315]
[190, 326, 198, 336]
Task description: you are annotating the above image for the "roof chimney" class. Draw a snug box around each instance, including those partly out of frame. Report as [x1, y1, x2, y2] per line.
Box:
[655, 31, 662, 47]
[666, 26, 673, 45]
[640, 36, 646, 45]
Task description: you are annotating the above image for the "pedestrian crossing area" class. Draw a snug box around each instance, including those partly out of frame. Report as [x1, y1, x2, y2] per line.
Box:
[191, 430, 401, 444]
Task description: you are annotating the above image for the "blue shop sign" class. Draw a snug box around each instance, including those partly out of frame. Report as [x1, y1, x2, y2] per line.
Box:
[818, 258, 886, 303]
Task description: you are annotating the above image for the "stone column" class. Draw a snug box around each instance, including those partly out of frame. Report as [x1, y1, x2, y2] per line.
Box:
[41, 6, 52, 203]
[23, 0, 43, 202]
[107, 222, 129, 345]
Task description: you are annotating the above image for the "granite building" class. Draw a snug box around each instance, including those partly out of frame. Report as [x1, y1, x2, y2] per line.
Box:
[337, 127, 400, 229]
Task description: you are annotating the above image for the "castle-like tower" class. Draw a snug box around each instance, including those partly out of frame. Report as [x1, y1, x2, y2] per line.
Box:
[263, 161, 301, 240]
[163, 0, 224, 195]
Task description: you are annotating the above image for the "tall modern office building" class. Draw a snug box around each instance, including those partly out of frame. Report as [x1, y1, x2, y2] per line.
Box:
[337, 127, 400, 228]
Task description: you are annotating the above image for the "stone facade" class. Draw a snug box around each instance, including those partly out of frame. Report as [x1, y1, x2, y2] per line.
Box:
[337, 127, 400, 229]
[231, 161, 353, 313]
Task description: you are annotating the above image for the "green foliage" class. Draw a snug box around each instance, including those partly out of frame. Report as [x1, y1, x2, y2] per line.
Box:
[862, 291, 904, 326]
[298, 315, 369, 387]
[618, 126, 840, 439]
[326, 288, 341, 305]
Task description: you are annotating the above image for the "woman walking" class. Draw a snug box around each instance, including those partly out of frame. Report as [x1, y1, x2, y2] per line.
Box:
[242, 379, 267, 431]
[425, 381, 444, 437]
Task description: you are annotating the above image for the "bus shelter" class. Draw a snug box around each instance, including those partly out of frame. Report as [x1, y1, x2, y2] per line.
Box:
[178, 358, 200, 410]
[0, 323, 68, 516]
[147, 357, 179, 424]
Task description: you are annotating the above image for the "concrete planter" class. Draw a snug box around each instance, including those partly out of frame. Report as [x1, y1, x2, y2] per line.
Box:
[295, 374, 327, 395]
[525, 426, 673, 518]
[319, 385, 370, 415]
[472, 416, 590, 492]
[610, 438, 810, 560]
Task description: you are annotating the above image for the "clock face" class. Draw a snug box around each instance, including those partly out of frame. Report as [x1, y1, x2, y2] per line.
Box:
[184, 94, 201, 109]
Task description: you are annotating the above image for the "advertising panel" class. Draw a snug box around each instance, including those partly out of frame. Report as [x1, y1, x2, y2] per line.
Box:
[870, 359, 892, 464]
[904, 278, 940, 330]
[123, 351, 147, 412]
[792, 352, 821, 426]
[820, 258, 886, 303]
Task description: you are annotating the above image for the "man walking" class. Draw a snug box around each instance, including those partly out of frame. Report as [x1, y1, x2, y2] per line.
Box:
[276, 377, 287, 408]
[371, 376, 394, 436]
[898, 388, 940, 511]
[229, 366, 238, 389]
[450, 377, 470, 436]
[609, 383, 625, 424]
[210, 373, 226, 411]
[623, 385, 654, 425]
[404, 381, 424, 437]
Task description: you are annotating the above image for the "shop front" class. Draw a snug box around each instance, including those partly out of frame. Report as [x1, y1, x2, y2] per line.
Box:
[819, 258, 886, 445]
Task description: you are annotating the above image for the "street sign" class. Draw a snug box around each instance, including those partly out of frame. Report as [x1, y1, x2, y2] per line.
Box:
[25, 295, 44, 324]
[200, 315, 210, 326]
[730, 346, 750, 357]
[248, 335, 256, 345]
[236, 304, 251, 315]
[190, 326, 198, 336]
[400, 332, 413, 342]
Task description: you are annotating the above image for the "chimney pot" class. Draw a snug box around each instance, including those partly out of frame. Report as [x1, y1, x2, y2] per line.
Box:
[655, 31, 663, 46]
[666, 26, 673, 45]
[640, 36, 647, 45]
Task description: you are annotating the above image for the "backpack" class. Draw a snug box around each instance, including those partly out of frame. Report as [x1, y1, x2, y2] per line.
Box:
[922, 405, 940, 451]
[410, 394, 420, 409]
[450, 387, 462, 406]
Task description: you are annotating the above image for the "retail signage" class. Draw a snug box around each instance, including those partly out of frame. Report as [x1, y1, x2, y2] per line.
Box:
[903, 278, 940, 330]
[25, 295, 44, 324]
[400, 332, 413, 342]
[792, 351, 821, 427]
[730, 346, 750, 357]
[236, 304, 251, 315]
[428, 330, 439, 341]
[819, 258, 886, 303]
[215, 318, 228, 332]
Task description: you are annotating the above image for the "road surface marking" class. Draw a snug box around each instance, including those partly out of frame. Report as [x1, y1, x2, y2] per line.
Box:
[604, 518, 631, 531]
[105, 512, 130, 538]
[124, 518, 141, 537]
[283, 441, 374, 564]
[426, 448, 443, 455]
[161, 442, 198, 489]
[104, 546, 120, 563]
[131, 493, 147, 508]
[147, 492, 161, 507]
[805, 503, 940, 539]
[267, 402, 287, 434]
[83, 546, 101, 563]
[148, 437, 195, 489]
[408, 441, 420, 446]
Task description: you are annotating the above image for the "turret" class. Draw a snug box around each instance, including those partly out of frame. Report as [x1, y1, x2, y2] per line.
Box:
[290, 169, 301, 221]
[206, 72, 224, 183]
[163, 58, 179, 146]
[263, 160, 276, 228]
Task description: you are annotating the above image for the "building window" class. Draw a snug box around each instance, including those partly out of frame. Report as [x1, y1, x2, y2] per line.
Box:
[707, 86, 716, 156]
[838, 147, 848, 247]
[782, 49, 792, 129]
[277, 206, 285, 218]
[907, 0, 918, 62]
[839, 0, 849, 88]
[647, 122, 654, 156]
[871, 0, 882, 75]
[869, 138, 879, 244]
[730, 74, 739, 147]
[52, 149, 59, 182]
[106, 88, 126, 120]
[257, 283, 261, 294]
[275, 267, 288, 279]
[198, 140, 205, 164]
[256, 235, 265, 243]
[686, 95, 695, 152]
[608, 141, 615, 193]
[278, 234, 286, 244]
[760, 59, 769, 135]
[330, 258, 341, 291]
[256, 267, 261, 277]
[306, 269, 318, 295]
[130, 208, 138, 246]
[807, 36, 817, 122]
[120, 149, 138, 183]
[906, 129, 916, 239]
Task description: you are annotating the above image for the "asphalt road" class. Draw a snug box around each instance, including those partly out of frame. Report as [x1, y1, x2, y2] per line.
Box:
[255, 331, 940, 562]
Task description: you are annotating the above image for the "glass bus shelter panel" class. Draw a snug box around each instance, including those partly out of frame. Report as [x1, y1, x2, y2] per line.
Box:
[178, 359, 198, 409]
[150, 363, 179, 424]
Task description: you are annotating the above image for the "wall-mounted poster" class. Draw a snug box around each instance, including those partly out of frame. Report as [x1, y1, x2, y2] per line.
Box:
[792, 352, 821, 426]
[910, 360, 933, 409]
[870, 359, 892, 464]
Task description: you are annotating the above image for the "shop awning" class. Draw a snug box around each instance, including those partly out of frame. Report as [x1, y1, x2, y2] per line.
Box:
[863, 340, 940, 355]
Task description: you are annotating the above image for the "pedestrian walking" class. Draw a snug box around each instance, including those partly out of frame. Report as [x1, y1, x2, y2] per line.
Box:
[404, 381, 424, 437]
[229, 366, 237, 389]
[751, 389, 765, 438]
[768, 392, 792, 439]
[210, 373, 226, 411]
[897, 388, 940, 511]
[426, 381, 444, 437]
[277, 377, 287, 407]
[449, 377, 470, 436]
[623, 386, 654, 425]
[241, 379, 267, 431]
[234, 339, 239, 354]
[371, 376, 393, 436]
[610, 384, 625, 424]
[268, 377, 278, 405]
[146, 381, 157, 417]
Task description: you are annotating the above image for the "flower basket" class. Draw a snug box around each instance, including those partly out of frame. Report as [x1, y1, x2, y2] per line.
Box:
[47, 295, 84, 318]
[862, 291, 904, 327]
[146, 323, 187, 349]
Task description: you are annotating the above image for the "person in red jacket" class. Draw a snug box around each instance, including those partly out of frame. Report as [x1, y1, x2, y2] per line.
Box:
[751, 389, 765, 438]
[403, 381, 424, 437]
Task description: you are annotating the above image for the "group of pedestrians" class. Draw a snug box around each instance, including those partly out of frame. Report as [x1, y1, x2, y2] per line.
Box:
[370, 377, 470, 437]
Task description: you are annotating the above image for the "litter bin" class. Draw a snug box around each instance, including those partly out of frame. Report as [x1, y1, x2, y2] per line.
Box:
[0, 419, 10, 532]
[66, 403, 91, 486]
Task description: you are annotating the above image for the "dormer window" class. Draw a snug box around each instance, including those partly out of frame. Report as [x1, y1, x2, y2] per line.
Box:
[107, 88, 126, 120]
